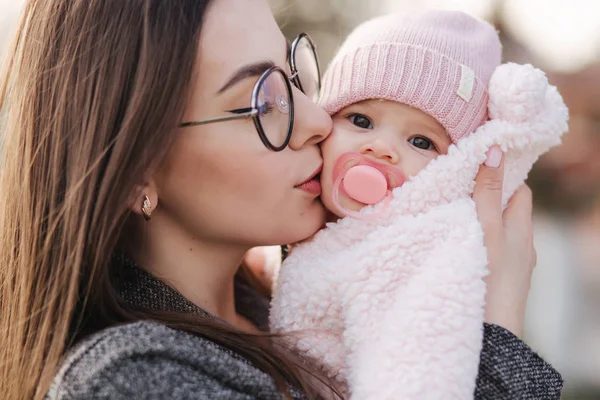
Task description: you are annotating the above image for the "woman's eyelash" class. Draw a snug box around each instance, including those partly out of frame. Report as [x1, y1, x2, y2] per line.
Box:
[230, 103, 274, 116]
[258, 101, 274, 116]
[229, 107, 252, 114]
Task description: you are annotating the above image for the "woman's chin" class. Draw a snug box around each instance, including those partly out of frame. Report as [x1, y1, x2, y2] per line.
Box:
[286, 202, 327, 243]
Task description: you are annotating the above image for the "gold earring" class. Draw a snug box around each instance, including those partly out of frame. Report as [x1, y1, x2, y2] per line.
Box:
[141, 196, 152, 221]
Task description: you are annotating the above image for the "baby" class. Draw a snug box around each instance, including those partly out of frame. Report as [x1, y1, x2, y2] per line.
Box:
[270, 10, 568, 400]
[318, 9, 500, 220]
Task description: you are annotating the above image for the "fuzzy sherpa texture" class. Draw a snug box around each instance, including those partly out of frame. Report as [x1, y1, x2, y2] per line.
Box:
[269, 62, 568, 399]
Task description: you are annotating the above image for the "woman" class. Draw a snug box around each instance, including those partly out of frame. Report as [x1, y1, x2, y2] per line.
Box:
[0, 0, 561, 399]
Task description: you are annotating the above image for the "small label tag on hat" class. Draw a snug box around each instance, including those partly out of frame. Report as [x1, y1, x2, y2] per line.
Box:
[457, 65, 475, 102]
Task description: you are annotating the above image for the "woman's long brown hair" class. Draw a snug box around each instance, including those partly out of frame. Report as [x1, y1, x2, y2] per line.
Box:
[0, 1, 340, 399]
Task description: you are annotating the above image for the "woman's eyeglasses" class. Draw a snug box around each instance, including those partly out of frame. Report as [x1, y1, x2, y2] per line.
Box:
[179, 33, 321, 152]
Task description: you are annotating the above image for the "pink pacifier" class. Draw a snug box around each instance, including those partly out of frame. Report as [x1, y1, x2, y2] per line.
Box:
[343, 165, 388, 205]
[331, 152, 405, 220]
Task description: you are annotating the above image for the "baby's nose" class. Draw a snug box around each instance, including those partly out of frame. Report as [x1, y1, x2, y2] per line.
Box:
[359, 138, 400, 164]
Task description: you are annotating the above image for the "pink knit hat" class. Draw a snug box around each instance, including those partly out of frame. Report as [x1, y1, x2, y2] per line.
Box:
[319, 10, 502, 142]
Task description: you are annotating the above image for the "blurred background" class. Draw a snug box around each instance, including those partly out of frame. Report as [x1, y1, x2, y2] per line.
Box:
[2, 0, 600, 398]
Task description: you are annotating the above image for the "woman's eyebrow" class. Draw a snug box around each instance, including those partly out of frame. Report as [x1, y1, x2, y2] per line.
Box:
[217, 61, 275, 94]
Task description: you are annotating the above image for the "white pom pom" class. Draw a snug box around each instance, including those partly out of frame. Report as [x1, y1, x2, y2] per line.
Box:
[488, 63, 548, 122]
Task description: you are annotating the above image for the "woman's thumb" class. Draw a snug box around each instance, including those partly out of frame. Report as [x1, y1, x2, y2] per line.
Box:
[473, 146, 505, 232]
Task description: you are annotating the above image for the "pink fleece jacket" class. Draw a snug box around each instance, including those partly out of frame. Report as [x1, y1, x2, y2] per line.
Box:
[269, 63, 568, 399]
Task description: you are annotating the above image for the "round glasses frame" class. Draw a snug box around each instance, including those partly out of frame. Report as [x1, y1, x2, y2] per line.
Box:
[289, 33, 321, 101]
[179, 32, 321, 152]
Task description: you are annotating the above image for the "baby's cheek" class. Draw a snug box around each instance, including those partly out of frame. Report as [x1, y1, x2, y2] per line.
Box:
[404, 152, 441, 178]
[320, 126, 344, 156]
[321, 124, 360, 163]
[318, 146, 342, 216]
[319, 124, 365, 215]
[319, 173, 335, 213]
[320, 131, 344, 184]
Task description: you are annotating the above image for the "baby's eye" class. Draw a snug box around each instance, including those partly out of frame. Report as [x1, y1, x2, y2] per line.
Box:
[348, 114, 373, 129]
[409, 136, 436, 151]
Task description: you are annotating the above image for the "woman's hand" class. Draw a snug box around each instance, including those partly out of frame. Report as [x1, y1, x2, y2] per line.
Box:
[473, 145, 537, 337]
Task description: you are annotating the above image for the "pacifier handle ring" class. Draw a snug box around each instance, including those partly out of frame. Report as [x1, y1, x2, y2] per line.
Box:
[332, 176, 391, 221]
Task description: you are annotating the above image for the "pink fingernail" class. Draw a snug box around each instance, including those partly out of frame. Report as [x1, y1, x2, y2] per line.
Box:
[485, 146, 503, 168]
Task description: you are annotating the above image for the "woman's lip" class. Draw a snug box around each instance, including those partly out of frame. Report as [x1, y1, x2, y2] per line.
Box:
[296, 163, 323, 187]
[296, 179, 322, 195]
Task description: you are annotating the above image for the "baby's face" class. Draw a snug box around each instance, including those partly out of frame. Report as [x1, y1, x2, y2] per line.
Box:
[320, 99, 451, 217]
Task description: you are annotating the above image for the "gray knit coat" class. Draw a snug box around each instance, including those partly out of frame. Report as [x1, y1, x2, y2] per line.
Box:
[45, 259, 563, 399]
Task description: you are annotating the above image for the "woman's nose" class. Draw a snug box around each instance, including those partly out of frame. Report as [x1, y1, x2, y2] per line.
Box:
[287, 87, 332, 150]
[359, 137, 400, 164]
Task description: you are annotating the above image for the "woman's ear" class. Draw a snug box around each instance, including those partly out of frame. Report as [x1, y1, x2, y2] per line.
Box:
[128, 182, 159, 220]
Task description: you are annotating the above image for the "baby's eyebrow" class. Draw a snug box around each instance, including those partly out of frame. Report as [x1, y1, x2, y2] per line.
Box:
[411, 125, 450, 143]
[427, 129, 450, 141]
[428, 131, 452, 147]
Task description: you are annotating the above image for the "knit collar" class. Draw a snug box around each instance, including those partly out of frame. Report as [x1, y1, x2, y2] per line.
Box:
[112, 252, 271, 331]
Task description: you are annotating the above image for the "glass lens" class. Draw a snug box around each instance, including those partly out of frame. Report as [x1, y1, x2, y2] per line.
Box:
[256, 70, 292, 149]
[294, 36, 320, 102]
